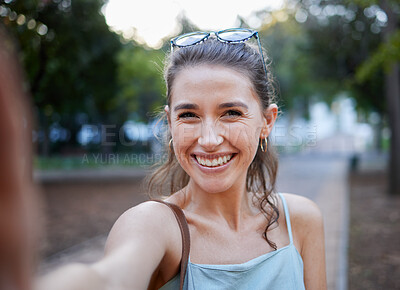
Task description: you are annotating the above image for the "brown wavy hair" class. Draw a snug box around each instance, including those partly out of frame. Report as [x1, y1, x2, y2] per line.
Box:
[147, 38, 280, 249]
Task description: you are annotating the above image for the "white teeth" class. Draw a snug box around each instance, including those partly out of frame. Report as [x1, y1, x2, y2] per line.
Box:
[195, 154, 233, 167]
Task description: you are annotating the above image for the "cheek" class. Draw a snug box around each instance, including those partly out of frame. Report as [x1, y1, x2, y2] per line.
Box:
[223, 122, 261, 150]
[172, 124, 197, 146]
[171, 124, 198, 162]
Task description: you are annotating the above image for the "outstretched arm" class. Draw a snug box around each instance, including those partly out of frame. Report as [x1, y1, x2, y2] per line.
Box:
[0, 26, 38, 290]
[36, 201, 181, 290]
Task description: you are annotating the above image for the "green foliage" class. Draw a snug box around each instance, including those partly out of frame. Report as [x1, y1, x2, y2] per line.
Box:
[296, 0, 388, 114]
[116, 45, 165, 122]
[260, 18, 316, 115]
[348, 0, 377, 6]
[349, 0, 399, 7]
[1, 0, 122, 153]
[356, 30, 400, 82]
[3, 0, 121, 113]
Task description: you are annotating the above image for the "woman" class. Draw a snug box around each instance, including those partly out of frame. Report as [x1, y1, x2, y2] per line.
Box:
[38, 28, 326, 290]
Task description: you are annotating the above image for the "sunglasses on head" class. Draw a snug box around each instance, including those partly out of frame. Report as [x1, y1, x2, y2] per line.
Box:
[170, 28, 268, 77]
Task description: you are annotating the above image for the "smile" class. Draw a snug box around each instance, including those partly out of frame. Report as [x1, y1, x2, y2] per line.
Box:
[194, 154, 235, 167]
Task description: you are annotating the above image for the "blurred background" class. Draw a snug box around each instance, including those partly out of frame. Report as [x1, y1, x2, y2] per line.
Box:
[1, 0, 399, 289]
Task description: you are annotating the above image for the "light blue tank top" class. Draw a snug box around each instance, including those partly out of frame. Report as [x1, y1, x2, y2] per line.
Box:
[159, 193, 305, 290]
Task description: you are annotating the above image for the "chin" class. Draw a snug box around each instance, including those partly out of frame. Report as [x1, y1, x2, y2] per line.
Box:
[191, 178, 234, 195]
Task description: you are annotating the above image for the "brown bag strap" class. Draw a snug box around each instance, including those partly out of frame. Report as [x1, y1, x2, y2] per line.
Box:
[152, 200, 190, 290]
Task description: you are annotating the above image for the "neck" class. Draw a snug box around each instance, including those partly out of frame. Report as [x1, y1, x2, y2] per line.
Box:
[183, 179, 256, 231]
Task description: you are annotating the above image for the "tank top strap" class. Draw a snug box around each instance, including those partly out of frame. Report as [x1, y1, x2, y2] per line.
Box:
[151, 200, 190, 290]
[278, 193, 294, 244]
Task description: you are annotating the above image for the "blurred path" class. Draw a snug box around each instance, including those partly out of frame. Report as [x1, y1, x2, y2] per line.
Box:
[38, 135, 354, 290]
[277, 134, 355, 290]
[278, 153, 349, 290]
[37, 169, 149, 273]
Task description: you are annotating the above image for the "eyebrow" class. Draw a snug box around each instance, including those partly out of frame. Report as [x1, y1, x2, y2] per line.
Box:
[173, 101, 249, 112]
[173, 103, 199, 112]
[218, 102, 248, 109]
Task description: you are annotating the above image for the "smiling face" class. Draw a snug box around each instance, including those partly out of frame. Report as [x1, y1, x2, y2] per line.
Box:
[167, 64, 277, 195]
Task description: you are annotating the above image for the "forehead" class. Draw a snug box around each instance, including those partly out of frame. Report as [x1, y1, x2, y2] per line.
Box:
[170, 65, 261, 108]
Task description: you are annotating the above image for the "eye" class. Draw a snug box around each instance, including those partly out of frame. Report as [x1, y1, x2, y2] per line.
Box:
[178, 112, 197, 119]
[223, 110, 242, 117]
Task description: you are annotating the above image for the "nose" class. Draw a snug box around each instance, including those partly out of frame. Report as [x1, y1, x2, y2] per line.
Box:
[198, 121, 223, 150]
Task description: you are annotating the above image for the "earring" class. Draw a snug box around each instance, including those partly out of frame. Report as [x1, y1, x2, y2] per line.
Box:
[169, 138, 173, 153]
[260, 137, 267, 152]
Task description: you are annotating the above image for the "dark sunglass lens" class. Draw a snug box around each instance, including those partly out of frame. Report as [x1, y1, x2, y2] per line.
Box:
[218, 30, 254, 42]
[174, 33, 208, 46]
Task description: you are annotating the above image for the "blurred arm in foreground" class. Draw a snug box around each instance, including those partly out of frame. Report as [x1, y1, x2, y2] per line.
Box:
[0, 25, 40, 290]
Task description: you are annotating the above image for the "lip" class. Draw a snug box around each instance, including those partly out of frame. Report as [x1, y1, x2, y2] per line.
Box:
[191, 153, 237, 174]
[192, 152, 235, 159]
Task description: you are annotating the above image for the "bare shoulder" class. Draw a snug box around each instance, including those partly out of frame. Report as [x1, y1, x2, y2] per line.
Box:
[280, 193, 324, 255]
[280, 193, 327, 289]
[105, 200, 181, 254]
[280, 193, 323, 224]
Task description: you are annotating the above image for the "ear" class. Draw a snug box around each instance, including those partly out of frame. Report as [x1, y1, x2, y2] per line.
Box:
[260, 104, 278, 138]
[165, 105, 172, 131]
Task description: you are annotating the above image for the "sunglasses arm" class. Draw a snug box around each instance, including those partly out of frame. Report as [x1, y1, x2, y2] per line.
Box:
[256, 35, 268, 78]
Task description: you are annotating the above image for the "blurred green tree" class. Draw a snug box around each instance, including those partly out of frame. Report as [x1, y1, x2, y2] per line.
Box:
[294, 0, 399, 194]
[259, 16, 317, 119]
[299, 0, 385, 113]
[116, 44, 165, 123]
[355, 0, 400, 195]
[1, 0, 122, 155]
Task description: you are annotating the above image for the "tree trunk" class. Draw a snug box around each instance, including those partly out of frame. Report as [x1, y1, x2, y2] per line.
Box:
[382, 0, 400, 195]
